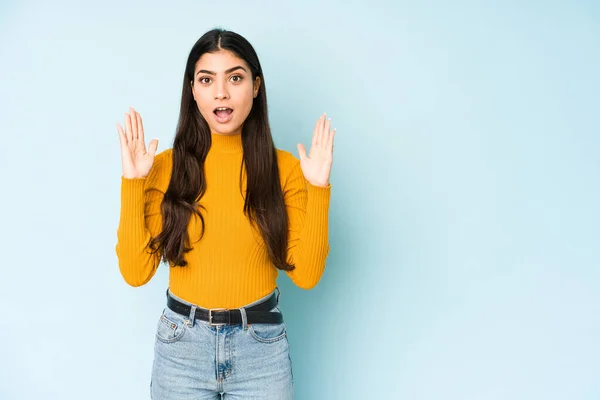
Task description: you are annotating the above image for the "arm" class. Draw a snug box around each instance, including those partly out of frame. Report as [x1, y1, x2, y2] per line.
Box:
[115, 151, 167, 286]
[284, 159, 332, 289]
[284, 112, 336, 289]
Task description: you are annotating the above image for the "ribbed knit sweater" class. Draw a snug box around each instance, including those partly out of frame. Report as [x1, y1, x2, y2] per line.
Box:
[115, 132, 331, 309]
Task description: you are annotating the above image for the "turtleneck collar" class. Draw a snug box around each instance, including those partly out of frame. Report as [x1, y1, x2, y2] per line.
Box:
[210, 131, 243, 154]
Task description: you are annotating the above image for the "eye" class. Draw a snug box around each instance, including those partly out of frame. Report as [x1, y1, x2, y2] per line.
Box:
[230, 75, 243, 83]
[199, 77, 211, 84]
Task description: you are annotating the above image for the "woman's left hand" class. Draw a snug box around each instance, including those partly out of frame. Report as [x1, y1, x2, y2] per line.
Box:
[296, 113, 336, 187]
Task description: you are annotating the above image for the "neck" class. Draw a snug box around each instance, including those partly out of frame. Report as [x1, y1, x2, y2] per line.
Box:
[210, 131, 243, 154]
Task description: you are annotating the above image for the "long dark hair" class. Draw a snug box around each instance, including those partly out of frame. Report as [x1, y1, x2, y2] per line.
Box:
[148, 28, 294, 271]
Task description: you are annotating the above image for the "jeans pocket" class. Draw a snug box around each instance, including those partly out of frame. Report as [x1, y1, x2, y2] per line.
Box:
[248, 321, 287, 343]
[155, 308, 187, 344]
[248, 305, 286, 343]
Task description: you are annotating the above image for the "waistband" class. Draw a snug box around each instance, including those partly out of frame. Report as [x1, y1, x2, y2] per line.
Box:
[165, 287, 280, 310]
[165, 287, 283, 326]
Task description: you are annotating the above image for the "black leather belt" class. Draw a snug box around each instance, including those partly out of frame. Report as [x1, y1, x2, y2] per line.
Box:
[166, 289, 283, 326]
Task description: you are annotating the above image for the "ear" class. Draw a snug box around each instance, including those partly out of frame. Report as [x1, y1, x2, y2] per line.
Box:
[253, 76, 261, 98]
[190, 80, 196, 101]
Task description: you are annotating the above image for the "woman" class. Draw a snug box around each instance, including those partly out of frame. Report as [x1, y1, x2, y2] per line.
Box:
[115, 28, 335, 399]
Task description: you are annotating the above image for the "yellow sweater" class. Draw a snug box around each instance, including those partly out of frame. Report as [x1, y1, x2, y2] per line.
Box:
[115, 132, 331, 309]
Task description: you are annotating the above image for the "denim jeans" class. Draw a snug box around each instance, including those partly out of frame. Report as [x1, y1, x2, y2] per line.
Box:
[150, 288, 294, 399]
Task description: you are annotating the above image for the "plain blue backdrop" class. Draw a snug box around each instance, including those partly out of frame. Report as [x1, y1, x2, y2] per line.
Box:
[0, 0, 599, 399]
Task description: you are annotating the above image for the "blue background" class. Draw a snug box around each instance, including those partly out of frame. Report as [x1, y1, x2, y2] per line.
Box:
[0, 0, 599, 398]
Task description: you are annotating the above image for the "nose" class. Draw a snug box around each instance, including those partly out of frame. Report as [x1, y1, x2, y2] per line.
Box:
[214, 80, 229, 100]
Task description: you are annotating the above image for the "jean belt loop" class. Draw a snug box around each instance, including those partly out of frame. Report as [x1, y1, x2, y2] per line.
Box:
[239, 307, 248, 331]
[187, 305, 196, 327]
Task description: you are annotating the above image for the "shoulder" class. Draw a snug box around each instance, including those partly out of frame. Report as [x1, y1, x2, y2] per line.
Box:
[275, 148, 301, 180]
[152, 147, 173, 170]
[275, 148, 300, 171]
[155, 148, 173, 164]
[275, 147, 305, 192]
[145, 148, 173, 191]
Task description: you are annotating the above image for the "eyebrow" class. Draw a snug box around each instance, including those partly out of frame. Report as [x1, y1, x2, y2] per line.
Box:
[196, 65, 247, 76]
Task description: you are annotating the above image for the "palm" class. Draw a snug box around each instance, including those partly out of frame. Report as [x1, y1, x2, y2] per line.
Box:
[297, 113, 336, 187]
[116, 107, 159, 179]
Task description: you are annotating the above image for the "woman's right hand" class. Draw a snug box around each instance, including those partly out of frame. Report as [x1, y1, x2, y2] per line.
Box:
[117, 107, 159, 179]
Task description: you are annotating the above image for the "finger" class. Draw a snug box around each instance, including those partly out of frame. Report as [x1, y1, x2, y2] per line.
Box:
[329, 128, 336, 152]
[323, 116, 331, 147]
[125, 112, 133, 143]
[312, 116, 321, 149]
[316, 113, 326, 146]
[297, 143, 307, 161]
[136, 112, 145, 146]
[148, 138, 159, 157]
[130, 107, 138, 141]
[117, 123, 128, 147]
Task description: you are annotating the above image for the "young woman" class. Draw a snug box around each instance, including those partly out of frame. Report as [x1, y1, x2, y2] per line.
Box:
[115, 28, 335, 399]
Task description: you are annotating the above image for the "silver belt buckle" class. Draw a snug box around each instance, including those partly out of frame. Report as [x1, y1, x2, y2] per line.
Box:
[208, 308, 229, 326]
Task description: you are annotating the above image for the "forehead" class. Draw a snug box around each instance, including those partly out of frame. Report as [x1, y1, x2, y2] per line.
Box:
[194, 50, 249, 73]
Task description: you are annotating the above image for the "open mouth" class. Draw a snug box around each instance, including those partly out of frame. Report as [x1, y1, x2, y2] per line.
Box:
[213, 107, 234, 123]
[214, 107, 233, 116]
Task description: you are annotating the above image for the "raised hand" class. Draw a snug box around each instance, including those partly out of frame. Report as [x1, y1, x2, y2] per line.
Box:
[296, 113, 336, 187]
[116, 107, 159, 179]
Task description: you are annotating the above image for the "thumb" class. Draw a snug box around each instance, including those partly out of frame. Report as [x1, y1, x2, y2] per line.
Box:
[148, 139, 159, 157]
[297, 143, 307, 161]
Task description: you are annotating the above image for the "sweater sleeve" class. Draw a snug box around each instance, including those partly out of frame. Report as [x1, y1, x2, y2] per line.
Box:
[115, 152, 167, 286]
[283, 159, 331, 289]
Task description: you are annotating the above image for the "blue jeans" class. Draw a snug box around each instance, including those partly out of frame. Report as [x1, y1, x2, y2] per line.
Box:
[151, 288, 294, 399]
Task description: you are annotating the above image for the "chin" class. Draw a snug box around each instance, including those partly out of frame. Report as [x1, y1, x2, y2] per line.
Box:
[213, 124, 243, 136]
[201, 110, 246, 135]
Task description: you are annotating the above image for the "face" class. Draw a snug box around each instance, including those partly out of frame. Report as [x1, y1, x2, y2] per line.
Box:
[191, 49, 260, 136]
